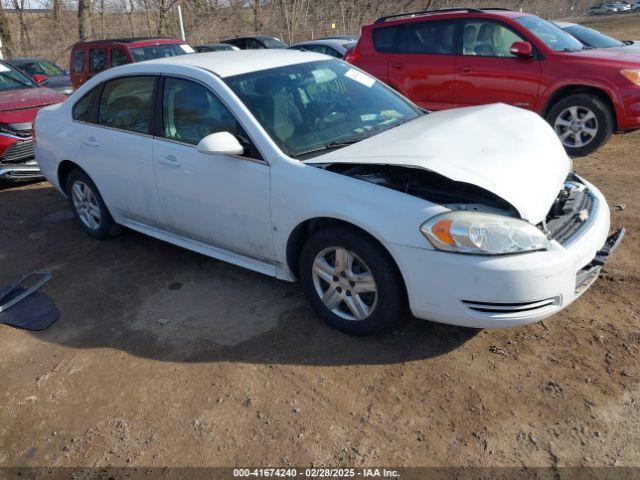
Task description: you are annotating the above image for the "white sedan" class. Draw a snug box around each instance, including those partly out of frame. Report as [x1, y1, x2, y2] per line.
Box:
[34, 50, 623, 335]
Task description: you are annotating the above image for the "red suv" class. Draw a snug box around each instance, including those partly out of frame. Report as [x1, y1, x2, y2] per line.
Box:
[347, 7, 640, 156]
[70, 37, 195, 90]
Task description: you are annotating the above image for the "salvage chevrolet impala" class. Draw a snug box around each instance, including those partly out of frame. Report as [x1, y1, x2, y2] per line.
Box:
[34, 51, 624, 335]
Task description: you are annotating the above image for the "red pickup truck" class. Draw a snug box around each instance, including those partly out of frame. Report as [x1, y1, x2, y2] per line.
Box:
[346, 7, 640, 156]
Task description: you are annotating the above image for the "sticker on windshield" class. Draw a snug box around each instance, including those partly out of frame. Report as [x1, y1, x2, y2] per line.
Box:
[180, 44, 195, 53]
[345, 68, 375, 88]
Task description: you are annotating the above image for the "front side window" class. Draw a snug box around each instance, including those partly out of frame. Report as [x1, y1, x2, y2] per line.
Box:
[162, 77, 242, 146]
[245, 39, 264, 49]
[225, 60, 423, 159]
[72, 50, 84, 73]
[129, 44, 192, 62]
[111, 48, 131, 67]
[72, 86, 100, 122]
[516, 15, 583, 52]
[98, 76, 155, 134]
[462, 20, 524, 57]
[90, 49, 107, 72]
[404, 20, 455, 55]
[372, 24, 404, 53]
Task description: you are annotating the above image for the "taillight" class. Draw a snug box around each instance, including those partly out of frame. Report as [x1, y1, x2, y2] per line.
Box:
[344, 47, 360, 64]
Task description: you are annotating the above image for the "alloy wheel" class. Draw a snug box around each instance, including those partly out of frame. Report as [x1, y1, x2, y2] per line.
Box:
[311, 246, 378, 321]
[554, 105, 599, 149]
[71, 180, 102, 230]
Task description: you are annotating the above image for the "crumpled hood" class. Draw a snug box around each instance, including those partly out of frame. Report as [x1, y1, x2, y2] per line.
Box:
[304, 103, 570, 224]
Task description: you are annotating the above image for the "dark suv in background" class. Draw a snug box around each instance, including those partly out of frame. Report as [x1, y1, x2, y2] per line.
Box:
[347, 7, 640, 156]
[221, 35, 287, 49]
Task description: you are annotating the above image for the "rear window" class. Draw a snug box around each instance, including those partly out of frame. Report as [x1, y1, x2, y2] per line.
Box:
[129, 44, 193, 62]
[72, 86, 100, 122]
[404, 20, 455, 54]
[372, 25, 404, 53]
[98, 76, 155, 134]
[72, 50, 84, 73]
[90, 49, 107, 72]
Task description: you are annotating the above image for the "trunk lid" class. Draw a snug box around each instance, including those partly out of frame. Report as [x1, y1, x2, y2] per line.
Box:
[304, 104, 570, 224]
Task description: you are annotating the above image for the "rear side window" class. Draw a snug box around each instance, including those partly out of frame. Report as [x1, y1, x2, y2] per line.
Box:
[72, 50, 84, 73]
[90, 49, 107, 72]
[111, 48, 131, 67]
[98, 76, 155, 134]
[372, 25, 404, 53]
[404, 20, 455, 54]
[72, 86, 100, 122]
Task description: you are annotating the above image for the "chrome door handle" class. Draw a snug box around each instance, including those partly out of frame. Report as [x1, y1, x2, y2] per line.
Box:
[159, 155, 181, 167]
[83, 137, 99, 147]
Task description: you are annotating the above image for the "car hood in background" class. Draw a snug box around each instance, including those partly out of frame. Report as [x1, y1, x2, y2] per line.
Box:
[0, 87, 66, 112]
[45, 75, 73, 91]
[304, 103, 571, 224]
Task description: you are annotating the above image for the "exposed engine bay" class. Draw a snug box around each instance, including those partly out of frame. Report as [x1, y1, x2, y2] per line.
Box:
[323, 163, 520, 216]
[542, 173, 594, 244]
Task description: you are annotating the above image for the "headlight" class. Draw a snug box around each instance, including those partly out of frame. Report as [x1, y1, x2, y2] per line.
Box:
[420, 211, 551, 255]
[621, 69, 640, 85]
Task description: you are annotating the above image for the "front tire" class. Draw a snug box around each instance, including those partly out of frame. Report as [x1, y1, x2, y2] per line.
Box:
[546, 93, 614, 157]
[66, 169, 122, 239]
[299, 227, 406, 336]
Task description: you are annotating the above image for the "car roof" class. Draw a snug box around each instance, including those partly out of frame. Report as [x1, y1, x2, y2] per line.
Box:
[140, 49, 328, 77]
[554, 21, 576, 28]
[7, 56, 48, 62]
[372, 8, 527, 27]
[289, 38, 353, 48]
[73, 37, 184, 48]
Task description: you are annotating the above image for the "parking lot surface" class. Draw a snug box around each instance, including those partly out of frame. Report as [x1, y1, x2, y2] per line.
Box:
[1, 15, 639, 467]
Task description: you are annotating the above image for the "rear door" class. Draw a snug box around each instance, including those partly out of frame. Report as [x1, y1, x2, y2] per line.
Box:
[88, 47, 107, 82]
[71, 48, 86, 89]
[386, 19, 457, 110]
[77, 75, 162, 227]
[453, 19, 542, 110]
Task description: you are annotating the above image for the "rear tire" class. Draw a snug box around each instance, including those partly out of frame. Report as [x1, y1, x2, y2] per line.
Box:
[546, 93, 614, 157]
[66, 169, 122, 240]
[299, 227, 406, 336]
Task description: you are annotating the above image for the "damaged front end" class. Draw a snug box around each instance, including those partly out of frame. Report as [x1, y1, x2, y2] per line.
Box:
[323, 163, 520, 217]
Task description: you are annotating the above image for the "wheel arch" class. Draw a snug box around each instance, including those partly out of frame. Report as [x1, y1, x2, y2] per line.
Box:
[285, 217, 408, 294]
[57, 160, 84, 195]
[543, 84, 618, 130]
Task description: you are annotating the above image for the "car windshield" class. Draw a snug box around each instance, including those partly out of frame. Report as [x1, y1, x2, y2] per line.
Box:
[225, 60, 423, 159]
[260, 37, 287, 49]
[0, 63, 36, 90]
[130, 43, 194, 62]
[15, 60, 65, 77]
[564, 24, 624, 48]
[516, 15, 585, 52]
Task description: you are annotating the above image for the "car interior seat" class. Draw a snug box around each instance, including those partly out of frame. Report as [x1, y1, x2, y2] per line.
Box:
[475, 24, 498, 56]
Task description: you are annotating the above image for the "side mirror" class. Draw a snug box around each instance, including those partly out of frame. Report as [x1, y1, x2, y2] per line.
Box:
[197, 131, 244, 156]
[32, 74, 49, 85]
[510, 41, 533, 58]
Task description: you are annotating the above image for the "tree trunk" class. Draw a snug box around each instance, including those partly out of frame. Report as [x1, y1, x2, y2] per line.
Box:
[78, 0, 93, 41]
[0, 2, 13, 58]
[252, 0, 261, 34]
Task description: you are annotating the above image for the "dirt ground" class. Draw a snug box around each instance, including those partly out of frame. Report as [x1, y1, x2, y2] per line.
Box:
[1, 17, 640, 471]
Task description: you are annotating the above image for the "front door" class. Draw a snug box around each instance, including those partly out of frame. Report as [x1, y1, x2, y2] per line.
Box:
[386, 19, 457, 110]
[152, 76, 273, 262]
[454, 19, 542, 110]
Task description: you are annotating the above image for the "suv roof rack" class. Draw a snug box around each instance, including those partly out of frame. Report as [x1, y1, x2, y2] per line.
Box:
[375, 8, 482, 23]
[374, 7, 512, 23]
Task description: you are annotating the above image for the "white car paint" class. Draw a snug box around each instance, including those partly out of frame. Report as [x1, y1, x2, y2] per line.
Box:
[35, 51, 615, 328]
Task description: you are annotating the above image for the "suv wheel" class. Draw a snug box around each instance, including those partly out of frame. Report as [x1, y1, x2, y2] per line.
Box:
[299, 227, 406, 336]
[547, 93, 614, 157]
[66, 169, 122, 239]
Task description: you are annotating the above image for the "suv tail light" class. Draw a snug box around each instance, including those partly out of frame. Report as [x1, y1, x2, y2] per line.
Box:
[344, 47, 360, 64]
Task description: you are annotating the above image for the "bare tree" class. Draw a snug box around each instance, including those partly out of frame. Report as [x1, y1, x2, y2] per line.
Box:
[78, 0, 93, 40]
[0, 1, 12, 57]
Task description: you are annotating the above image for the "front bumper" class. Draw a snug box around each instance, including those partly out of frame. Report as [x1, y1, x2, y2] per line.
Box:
[390, 179, 621, 328]
[0, 162, 42, 181]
